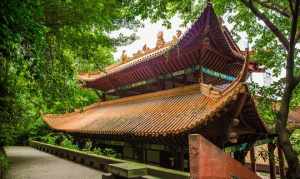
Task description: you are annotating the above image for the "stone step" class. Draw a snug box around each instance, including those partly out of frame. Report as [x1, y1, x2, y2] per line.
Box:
[108, 162, 147, 178]
[140, 175, 162, 179]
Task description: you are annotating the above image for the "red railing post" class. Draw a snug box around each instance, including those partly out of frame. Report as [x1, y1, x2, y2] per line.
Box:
[188, 134, 261, 179]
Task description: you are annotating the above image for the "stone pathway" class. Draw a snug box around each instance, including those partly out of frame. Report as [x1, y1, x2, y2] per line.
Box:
[4, 146, 103, 179]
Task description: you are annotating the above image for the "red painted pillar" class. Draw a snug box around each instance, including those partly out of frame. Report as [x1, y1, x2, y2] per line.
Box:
[102, 93, 106, 101]
[178, 146, 185, 171]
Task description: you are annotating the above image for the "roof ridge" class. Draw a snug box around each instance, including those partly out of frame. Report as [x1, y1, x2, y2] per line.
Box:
[78, 41, 176, 81]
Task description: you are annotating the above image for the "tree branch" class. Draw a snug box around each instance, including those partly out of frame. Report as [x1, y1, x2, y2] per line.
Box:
[288, 0, 300, 88]
[240, 0, 289, 50]
[253, 0, 290, 17]
[289, 0, 295, 14]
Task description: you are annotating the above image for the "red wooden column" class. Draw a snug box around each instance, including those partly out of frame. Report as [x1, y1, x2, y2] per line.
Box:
[268, 143, 276, 179]
[250, 146, 256, 172]
[178, 146, 185, 171]
[277, 143, 286, 179]
[101, 93, 106, 101]
[188, 134, 260, 179]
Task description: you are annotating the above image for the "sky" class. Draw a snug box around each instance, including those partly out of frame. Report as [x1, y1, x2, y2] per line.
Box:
[110, 15, 185, 60]
[110, 15, 271, 86]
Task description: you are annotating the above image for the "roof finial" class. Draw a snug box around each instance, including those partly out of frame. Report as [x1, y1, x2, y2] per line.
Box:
[172, 30, 182, 43]
[142, 44, 150, 52]
[120, 50, 128, 63]
[176, 30, 182, 38]
[156, 31, 165, 49]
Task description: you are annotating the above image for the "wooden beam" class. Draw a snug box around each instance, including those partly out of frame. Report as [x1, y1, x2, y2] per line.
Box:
[238, 112, 254, 131]
[233, 93, 248, 118]
[226, 94, 248, 145]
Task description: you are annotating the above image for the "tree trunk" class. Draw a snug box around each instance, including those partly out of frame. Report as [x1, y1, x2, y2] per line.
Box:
[277, 93, 300, 178]
[276, 1, 300, 178]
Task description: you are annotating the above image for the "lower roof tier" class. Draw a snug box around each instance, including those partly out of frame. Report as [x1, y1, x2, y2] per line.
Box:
[43, 83, 268, 145]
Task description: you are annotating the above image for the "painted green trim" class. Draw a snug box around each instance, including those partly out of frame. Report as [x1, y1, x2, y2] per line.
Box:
[224, 138, 276, 153]
[107, 65, 235, 94]
[201, 67, 235, 81]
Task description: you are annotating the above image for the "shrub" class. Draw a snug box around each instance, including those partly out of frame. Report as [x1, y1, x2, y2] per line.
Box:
[0, 148, 9, 178]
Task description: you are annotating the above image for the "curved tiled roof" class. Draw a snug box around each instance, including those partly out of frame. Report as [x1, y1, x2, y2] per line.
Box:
[44, 82, 267, 139]
[78, 4, 245, 91]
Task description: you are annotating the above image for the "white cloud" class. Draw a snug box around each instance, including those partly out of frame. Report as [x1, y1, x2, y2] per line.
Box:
[111, 15, 186, 61]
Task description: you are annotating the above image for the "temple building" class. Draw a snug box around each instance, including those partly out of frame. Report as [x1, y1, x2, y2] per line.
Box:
[43, 4, 272, 172]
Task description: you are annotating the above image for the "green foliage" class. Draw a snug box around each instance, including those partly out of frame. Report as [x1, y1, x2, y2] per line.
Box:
[0, 0, 299, 168]
[248, 81, 282, 127]
[101, 148, 121, 158]
[40, 133, 61, 145]
[39, 133, 79, 151]
[125, 0, 296, 77]
[291, 129, 300, 155]
[0, 148, 9, 175]
[38, 133, 120, 158]
[0, 155, 9, 172]
[91, 147, 103, 156]
[60, 137, 79, 150]
[0, 0, 141, 146]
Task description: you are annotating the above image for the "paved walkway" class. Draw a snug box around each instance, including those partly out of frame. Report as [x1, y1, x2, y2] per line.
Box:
[4, 146, 103, 179]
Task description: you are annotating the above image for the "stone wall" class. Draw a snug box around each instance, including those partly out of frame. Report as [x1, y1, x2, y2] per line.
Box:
[30, 140, 190, 179]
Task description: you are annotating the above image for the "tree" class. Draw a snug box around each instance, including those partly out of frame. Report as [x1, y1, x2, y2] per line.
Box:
[0, 0, 140, 145]
[226, 1, 300, 178]
[123, 0, 300, 177]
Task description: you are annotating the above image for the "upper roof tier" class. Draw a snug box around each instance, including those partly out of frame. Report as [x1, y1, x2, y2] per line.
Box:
[78, 4, 246, 91]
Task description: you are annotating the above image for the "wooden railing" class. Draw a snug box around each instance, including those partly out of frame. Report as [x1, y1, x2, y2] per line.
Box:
[189, 134, 261, 179]
[29, 140, 189, 179]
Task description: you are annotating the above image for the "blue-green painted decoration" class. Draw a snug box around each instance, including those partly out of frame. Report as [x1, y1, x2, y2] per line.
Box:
[201, 67, 235, 81]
